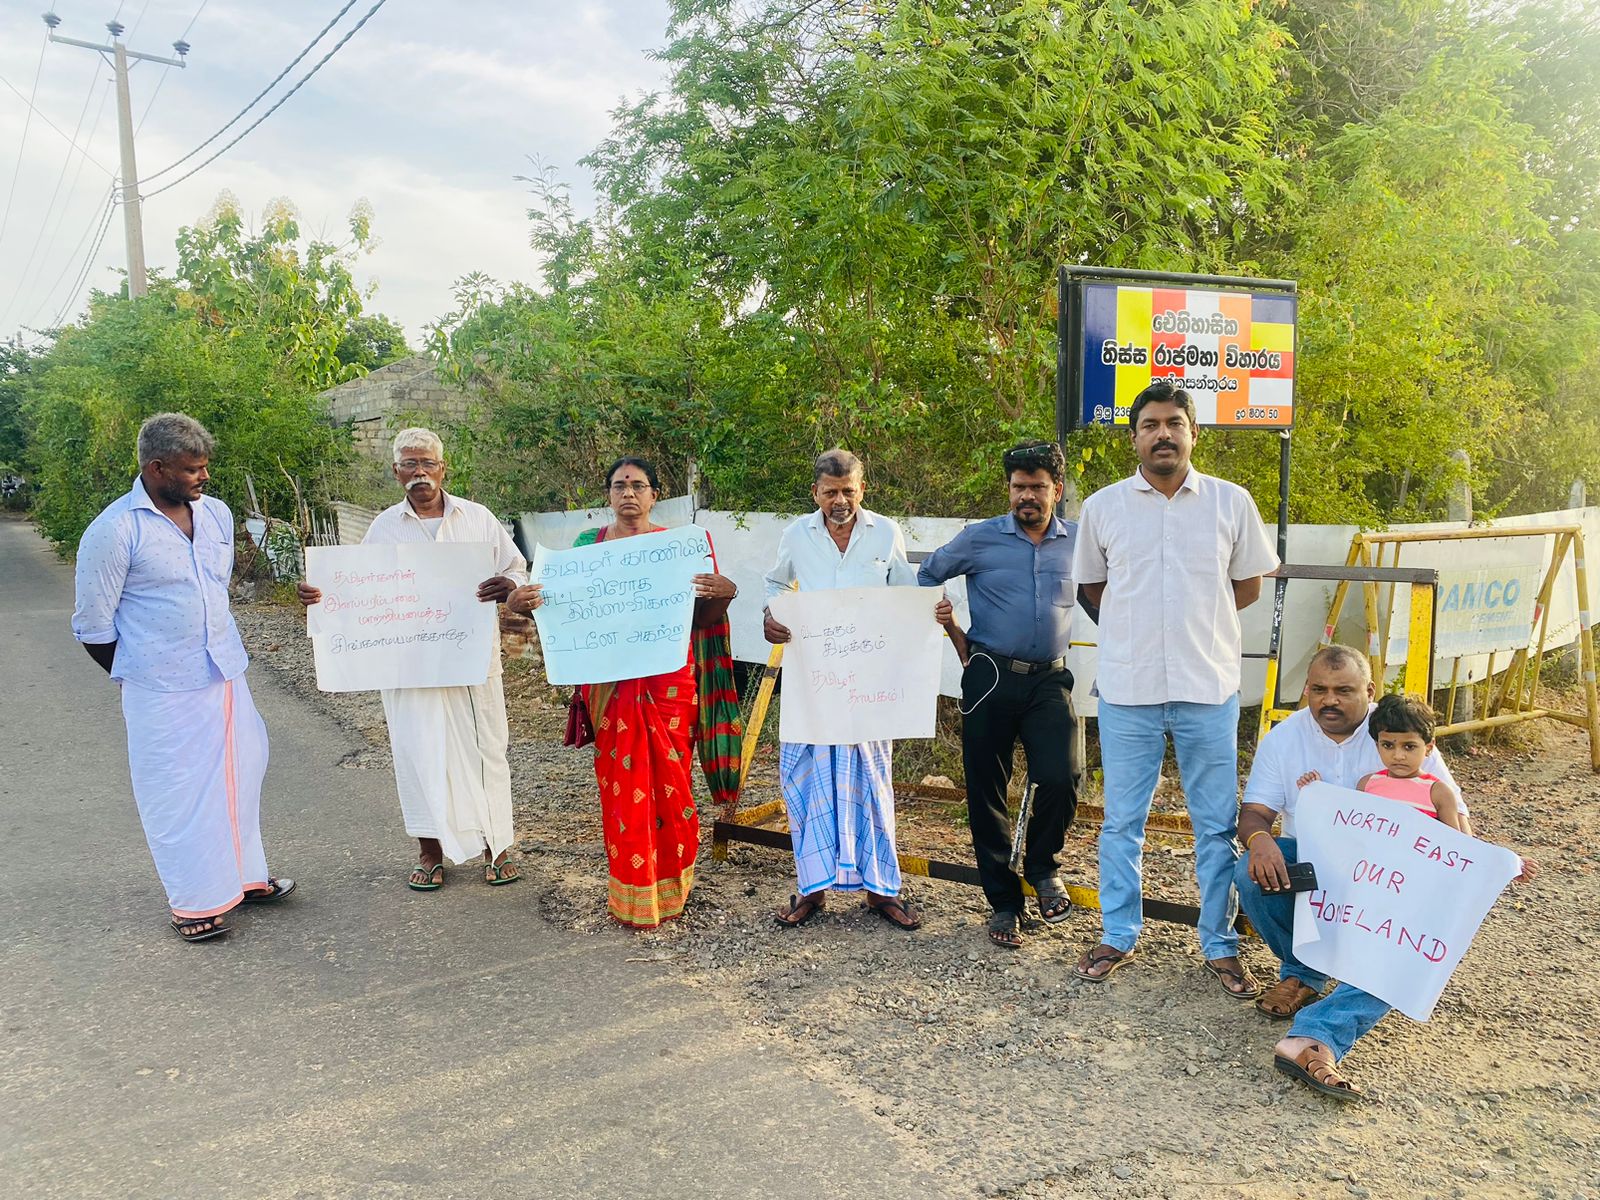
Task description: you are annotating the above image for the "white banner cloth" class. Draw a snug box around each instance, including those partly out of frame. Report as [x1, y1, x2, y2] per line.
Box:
[769, 586, 943, 744]
[530, 525, 712, 685]
[1291, 781, 1522, 1021]
[305, 542, 497, 692]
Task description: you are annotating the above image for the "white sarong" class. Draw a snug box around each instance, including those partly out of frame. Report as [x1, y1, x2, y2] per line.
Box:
[381, 676, 514, 864]
[121, 672, 270, 917]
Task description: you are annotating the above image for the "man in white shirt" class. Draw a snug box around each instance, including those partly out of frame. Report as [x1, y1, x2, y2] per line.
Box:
[73, 413, 294, 943]
[761, 449, 924, 930]
[1235, 644, 1462, 1099]
[1072, 381, 1279, 994]
[298, 428, 527, 891]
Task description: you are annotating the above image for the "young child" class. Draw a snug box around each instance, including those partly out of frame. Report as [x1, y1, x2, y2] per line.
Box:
[1356, 693, 1465, 831]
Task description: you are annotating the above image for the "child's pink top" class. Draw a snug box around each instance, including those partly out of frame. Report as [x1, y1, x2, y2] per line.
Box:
[1361, 770, 1440, 819]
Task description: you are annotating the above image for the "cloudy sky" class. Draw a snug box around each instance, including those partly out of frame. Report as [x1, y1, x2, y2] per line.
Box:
[0, 0, 675, 347]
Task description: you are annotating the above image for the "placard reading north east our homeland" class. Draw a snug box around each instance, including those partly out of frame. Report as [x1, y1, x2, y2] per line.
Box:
[1292, 781, 1523, 1021]
[769, 586, 944, 744]
[305, 542, 497, 693]
[530, 525, 713, 685]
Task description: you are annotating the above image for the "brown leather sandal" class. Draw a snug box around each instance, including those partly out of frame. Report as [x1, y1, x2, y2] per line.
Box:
[1256, 976, 1320, 1019]
[1274, 1045, 1365, 1102]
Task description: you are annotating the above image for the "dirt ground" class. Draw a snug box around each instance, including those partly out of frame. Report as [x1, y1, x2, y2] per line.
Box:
[236, 601, 1600, 1200]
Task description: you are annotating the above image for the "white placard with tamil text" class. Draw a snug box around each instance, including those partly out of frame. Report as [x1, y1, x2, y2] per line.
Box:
[1292, 781, 1523, 1021]
[304, 542, 497, 692]
[530, 525, 712, 685]
[769, 586, 943, 744]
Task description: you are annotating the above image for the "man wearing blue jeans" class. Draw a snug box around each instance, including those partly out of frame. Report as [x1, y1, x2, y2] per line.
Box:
[1070, 380, 1278, 994]
[1236, 644, 1463, 1100]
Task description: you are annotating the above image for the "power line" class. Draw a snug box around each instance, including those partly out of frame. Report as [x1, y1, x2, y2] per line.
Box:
[35, 185, 116, 329]
[0, 67, 117, 178]
[0, 34, 51, 259]
[141, 0, 362, 184]
[180, 0, 209, 40]
[3, 55, 108, 329]
[144, 0, 389, 200]
[49, 189, 119, 330]
[134, 0, 211, 133]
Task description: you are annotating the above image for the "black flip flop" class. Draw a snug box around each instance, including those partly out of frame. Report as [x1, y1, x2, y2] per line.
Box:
[866, 895, 923, 931]
[240, 877, 296, 904]
[775, 892, 825, 927]
[1074, 945, 1135, 981]
[170, 915, 229, 943]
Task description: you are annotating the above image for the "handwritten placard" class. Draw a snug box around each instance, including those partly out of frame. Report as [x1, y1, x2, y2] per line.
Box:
[304, 542, 497, 692]
[768, 586, 943, 744]
[1292, 781, 1523, 1021]
[530, 525, 712, 685]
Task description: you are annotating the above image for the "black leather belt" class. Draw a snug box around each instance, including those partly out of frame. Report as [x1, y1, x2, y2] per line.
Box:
[973, 645, 1066, 675]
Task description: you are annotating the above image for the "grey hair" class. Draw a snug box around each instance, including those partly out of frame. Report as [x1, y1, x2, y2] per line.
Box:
[137, 412, 215, 467]
[1308, 643, 1372, 681]
[392, 427, 444, 464]
[813, 448, 863, 483]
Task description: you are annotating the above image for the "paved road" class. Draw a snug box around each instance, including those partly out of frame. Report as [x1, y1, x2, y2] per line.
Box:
[0, 516, 951, 1199]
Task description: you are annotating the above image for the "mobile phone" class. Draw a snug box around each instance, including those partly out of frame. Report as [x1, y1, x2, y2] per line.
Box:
[1286, 861, 1319, 893]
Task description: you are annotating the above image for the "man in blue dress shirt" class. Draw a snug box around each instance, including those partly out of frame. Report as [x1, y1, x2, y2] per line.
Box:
[918, 441, 1081, 948]
[73, 413, 294, 942]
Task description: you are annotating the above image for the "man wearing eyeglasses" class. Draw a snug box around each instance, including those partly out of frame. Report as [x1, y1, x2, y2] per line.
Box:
[916, 440, 1083, 949]
[297, 428, 528, 891]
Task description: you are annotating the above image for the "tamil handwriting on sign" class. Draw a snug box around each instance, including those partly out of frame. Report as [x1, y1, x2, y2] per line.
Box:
[530, 525, 713, 685]
[304, 542, 497, 693]
[768, 586, 943, 744]
[1291, 781, 1523, 1021]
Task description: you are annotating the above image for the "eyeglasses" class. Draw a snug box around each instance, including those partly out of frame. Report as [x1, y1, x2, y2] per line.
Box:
[397, 459, 442, 471]
[608, 482, 653, 495]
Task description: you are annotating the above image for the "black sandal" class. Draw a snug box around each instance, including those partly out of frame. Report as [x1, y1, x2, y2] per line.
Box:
[866, 894, 923, 931]
[170, 914, 229, 942]
[987, 910, 1023, 949]
[1030, 876, 1073, 924]
[240, 878, 296, 904]
[775, 892, 826, 927]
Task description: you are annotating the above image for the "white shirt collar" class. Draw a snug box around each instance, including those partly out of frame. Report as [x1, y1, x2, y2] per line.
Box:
[805, 507, 876, 532]
[1131, 466, 1200, 494]
[401, 489, 458, 520]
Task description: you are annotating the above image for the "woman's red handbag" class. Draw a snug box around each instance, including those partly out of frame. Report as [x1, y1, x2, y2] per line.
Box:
[563, 692, 595, 748]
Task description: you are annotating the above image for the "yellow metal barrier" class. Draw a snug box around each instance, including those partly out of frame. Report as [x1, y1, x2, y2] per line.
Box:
[1344, 527, 1600, 771]
[1257, 563, 1438, 741]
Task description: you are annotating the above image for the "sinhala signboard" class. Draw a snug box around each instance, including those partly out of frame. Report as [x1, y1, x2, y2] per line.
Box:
[1078, 282, 1297, 428]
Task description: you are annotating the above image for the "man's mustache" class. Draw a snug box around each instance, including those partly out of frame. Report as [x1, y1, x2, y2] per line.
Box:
[1154, 441, 1178, 453]
[406, 477, 434, 491]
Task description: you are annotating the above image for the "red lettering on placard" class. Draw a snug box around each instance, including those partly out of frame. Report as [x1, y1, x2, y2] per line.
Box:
[1412, 835, 1474, 872]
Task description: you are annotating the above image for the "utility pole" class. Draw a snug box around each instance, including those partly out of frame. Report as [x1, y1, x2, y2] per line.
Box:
[42, 12, 188, 299]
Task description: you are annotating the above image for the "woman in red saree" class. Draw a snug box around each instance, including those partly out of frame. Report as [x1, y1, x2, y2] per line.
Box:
[510, 456, 740, 928]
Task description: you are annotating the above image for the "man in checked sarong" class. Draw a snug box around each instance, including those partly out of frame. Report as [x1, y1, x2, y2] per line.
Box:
[762, 449, 927, 930]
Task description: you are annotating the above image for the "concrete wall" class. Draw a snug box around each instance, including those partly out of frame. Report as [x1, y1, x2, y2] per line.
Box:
[321, 356, 474, 460]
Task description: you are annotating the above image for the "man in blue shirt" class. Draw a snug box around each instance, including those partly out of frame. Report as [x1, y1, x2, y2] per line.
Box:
[73, 413, 294, 943]
[918, 441, 1080, 948]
